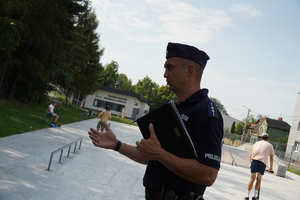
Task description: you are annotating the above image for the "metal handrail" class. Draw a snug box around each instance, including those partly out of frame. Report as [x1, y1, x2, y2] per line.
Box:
[225, 145, 238, 166]
[46, 137, 82, 171]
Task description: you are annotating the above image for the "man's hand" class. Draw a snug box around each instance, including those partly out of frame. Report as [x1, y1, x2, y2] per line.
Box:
[88, 121, 118, 149]
[136, 123, 163, 160]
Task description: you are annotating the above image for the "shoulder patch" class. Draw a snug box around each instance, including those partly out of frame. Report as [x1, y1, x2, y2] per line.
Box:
[207, 101, 218, 118]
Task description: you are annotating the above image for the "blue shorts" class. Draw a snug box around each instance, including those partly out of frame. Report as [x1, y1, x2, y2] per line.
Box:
[250, 160, 266, 175]
[48, 113, 58, 117]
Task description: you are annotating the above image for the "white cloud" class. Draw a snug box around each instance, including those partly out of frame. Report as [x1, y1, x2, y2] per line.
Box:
[147, 1, 232, 43]
[229, 4, 264, 19]
[90, 0, 232, 43]
[125, 12, 152, 29]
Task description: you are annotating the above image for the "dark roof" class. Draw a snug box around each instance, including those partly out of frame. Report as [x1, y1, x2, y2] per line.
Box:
[265, 117, 290, 131]
[100, 86, 150, 105]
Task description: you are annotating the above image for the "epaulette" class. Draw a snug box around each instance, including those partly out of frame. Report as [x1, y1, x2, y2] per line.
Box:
[207, 101, 218, 119]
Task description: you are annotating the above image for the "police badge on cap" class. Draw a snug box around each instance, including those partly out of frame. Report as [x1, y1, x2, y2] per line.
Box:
[166, 42, 210, 69]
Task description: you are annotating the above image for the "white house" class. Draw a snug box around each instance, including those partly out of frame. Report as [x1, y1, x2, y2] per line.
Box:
[83, 86, 150, 120]
[285, 92, 300, 163]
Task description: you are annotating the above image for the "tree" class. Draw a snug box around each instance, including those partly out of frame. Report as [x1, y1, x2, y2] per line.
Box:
[150, 85, 177, 111]
[0, 0, 91, 102]
[0, 0, 106, 103]
[135, 76, 159, 103]
[235, 121, 245, 135]
[277, 135, 288, 144]
[0, 9, 20, 92]
[115, 74, 133, 92]
[63, 5, 104, 97]
[224, 127, 230, 134]
[276, 135, 288, 152]
[210, 97, 228, 115]
[99, 61, 119, 87]
[230, 121, 236, 134]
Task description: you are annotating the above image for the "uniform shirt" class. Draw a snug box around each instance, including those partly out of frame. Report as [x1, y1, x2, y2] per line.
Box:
[250, 140, 275, 166]
[98, 110, 111, 122]
[143, 89, 223, 195]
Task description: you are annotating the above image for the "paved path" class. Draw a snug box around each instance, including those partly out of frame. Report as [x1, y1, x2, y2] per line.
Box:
[1, 119, 300, 200]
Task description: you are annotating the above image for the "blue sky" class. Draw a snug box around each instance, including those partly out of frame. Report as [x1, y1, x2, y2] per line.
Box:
[90, 0, 300, 125]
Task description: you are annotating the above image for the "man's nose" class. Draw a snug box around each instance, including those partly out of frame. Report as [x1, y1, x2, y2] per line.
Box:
[163, 70, 168, 78]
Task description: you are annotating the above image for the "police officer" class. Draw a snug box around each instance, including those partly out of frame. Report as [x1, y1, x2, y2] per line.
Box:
[88, 42, 224, 200]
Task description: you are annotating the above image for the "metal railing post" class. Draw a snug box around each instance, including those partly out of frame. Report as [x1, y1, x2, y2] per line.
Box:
[79, 139, 82, 149]
[73, 142, 77, 153]
[47, 152, 54, 171]
[59, 150, 63, 163]
[67, 146, 71, 157]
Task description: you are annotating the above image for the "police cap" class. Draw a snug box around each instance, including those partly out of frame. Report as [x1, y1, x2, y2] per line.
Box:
[166, 42, 210, 69]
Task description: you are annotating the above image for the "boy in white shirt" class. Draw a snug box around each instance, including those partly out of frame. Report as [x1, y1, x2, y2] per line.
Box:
[47, 100, 59, 124]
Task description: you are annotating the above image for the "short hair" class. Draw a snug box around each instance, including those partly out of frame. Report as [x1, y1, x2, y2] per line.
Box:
[105, 105, 111, 110]
[180, 58, 203, 81]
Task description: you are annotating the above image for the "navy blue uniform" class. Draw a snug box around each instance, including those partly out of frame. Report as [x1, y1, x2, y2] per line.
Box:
[143, 89, 223, 195]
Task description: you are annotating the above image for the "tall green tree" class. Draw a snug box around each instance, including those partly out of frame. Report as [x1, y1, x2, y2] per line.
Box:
[99, 61, 119, 87]
[235, 121, 245, 135]
[230, 121, 236, 134]
[135, 76, 159, 103]
[0, 5, 20, 92]
[210, 97, 228, 115]
[115, 73, 133, 92]
[0, 0, 104, 103]
[150, 85, 177, 111]
[63, 5, 104, 97]
[0, 0, 89, 102]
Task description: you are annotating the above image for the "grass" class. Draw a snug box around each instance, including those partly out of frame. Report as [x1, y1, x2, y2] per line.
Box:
[0, 92, 136, 138]
[287, 167, 300, 176]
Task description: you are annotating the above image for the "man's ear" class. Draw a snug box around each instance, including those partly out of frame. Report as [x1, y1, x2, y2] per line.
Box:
[186, 64, 195, 77]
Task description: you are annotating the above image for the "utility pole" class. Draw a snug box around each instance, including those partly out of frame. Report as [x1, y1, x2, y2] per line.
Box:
[241, 106, 251, 144]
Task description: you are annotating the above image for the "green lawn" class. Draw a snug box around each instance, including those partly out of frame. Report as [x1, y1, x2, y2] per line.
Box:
[287, 167, 300, 176]
[0, 93, 136, 138]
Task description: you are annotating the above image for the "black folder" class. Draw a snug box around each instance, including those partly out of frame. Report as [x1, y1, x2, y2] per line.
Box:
[136, 101, 197, 174]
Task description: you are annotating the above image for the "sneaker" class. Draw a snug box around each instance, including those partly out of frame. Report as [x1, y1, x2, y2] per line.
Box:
[243, 198, 249, 200]
[252, 197, 259, 200]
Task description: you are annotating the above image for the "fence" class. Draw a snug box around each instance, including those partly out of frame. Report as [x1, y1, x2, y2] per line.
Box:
[223, 133, 287, 158]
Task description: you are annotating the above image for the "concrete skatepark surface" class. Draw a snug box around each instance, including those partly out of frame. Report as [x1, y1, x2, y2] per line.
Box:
[1, 119, 300, 200]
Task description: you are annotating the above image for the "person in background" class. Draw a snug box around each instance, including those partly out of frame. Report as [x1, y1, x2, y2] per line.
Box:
[88, 42, 223, 200]
[244, 133, 275, 200]
[47, 100, 59, 124]
[96, 105, 111, 132]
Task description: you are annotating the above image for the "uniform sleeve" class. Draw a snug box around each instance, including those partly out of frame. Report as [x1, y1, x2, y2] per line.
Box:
[192, 110, 223, 170]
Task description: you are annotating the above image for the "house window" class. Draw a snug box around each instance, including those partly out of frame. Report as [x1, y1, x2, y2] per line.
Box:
[93, 99, 102, 107]
[294, 141, 300, 152]
[116, 105, 124, 112]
